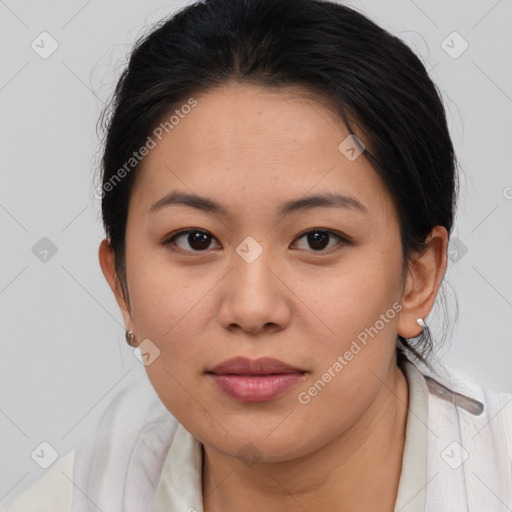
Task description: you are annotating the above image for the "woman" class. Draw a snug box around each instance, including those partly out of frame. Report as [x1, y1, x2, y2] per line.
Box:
[7, 0, 512, 511]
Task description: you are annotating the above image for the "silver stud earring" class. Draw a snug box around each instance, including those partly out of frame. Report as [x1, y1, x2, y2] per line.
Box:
[416, 318, 426, 329]
[125, 330, 136, 347]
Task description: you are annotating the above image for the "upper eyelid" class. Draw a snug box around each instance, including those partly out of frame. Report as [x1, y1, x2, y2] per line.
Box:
[294, 228, 347, 241]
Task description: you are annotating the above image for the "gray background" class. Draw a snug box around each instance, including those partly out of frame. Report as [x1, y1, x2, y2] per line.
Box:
[1, 0, 511, 505]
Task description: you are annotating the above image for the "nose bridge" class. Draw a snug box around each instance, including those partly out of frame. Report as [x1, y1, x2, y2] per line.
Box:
[232, 236, 276, 300]
[219, 236, 288, 332]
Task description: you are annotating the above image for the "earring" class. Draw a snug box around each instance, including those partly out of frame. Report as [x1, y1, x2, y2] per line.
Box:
[416, 318, 426, 329]
[125, 330, 136, 347]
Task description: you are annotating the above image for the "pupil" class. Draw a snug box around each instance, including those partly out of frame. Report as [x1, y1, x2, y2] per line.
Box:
[308, 231, 329, 250]
[189, 231, 210, 250]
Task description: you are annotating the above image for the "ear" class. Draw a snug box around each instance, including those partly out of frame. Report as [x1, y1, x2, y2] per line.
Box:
[98, 239, 135, 334]
[397, 226, 448, 338]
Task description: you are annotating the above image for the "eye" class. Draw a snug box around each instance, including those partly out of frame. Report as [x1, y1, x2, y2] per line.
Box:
[161, 229, 221, 252]
[161, 228, 350, 254]
[292, 229, 349, 253]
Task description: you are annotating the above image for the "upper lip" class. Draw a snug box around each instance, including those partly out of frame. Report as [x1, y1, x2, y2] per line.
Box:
[207, 356, 305, 375]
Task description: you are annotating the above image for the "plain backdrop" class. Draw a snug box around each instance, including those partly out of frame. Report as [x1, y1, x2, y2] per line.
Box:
[1, 0, 511, 505]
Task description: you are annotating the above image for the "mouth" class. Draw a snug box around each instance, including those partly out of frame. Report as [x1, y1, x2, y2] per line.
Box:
[206, 373, 306, 402]
[207, 356, 305, 375]
[207, 370, 306, 376]
[206, 356, 307, 402]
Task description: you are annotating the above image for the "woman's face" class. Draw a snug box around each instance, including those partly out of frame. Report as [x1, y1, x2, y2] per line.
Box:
[104, 83, 419, 461]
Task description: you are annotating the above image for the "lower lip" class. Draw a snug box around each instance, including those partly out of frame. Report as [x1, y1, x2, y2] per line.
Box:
[208, 373, 305, 402]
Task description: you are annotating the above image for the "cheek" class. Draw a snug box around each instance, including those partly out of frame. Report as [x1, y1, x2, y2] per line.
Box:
[294, 250, 402, 347]
[290, 261, 402, 431]
[126, 257, 217, 421]
[126, 241, 211, 336]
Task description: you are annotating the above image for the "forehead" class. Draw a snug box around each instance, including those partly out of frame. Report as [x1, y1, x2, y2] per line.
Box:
[131, 83, 396, 223]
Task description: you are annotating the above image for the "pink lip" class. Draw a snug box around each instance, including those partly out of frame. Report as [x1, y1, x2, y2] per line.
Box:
[206, 357, 306, 402]
[209, 374, 305, 402]
[208, 356, 304, 375]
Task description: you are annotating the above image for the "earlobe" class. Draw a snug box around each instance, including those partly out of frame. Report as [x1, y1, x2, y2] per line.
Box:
[397, 226, 448, 338]
[98, 239, 134, 329]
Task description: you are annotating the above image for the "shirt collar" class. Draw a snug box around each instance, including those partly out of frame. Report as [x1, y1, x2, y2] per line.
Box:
[394, 360, 429, 512]
[152, 419, 204, 512]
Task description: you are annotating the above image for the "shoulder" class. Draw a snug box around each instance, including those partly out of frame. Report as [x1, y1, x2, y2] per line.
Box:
[73, 374, 180, 510]
[6, 375, 180, 512]
[6, 449, 75, 512]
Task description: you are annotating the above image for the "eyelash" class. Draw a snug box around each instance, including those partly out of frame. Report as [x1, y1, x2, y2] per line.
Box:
[160, 228, 351, 255]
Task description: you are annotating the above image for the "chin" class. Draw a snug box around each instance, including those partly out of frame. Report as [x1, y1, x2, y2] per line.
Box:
[199, 426, 312, 463]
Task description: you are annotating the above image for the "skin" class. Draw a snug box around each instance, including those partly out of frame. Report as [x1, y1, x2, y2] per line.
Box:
[99, 82, 448, 512]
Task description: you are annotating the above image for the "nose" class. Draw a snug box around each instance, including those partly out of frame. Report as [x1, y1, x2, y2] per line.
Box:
[217, 245, 291, 335]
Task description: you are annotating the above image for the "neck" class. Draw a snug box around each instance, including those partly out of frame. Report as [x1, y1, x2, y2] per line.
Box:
[202, 362, 409, 512]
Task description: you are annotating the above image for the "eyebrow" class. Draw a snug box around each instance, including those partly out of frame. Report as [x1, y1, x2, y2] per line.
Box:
[149, 190, 367, 216]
